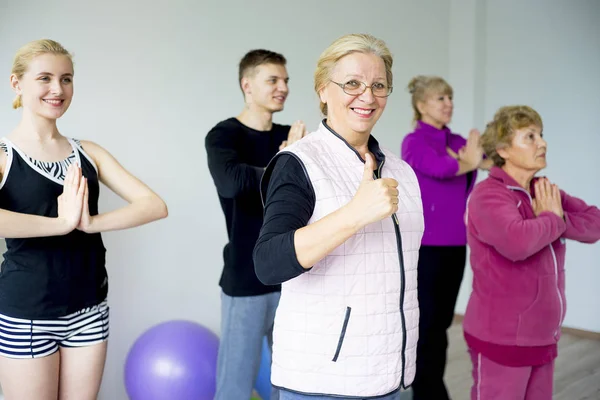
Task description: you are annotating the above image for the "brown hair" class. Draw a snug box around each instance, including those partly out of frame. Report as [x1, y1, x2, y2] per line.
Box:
[480, 105, 544, 167]
[238, 49, 286, 91]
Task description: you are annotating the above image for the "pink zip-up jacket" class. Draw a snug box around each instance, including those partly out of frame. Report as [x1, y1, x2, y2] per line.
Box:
[463, 167, 600, 347]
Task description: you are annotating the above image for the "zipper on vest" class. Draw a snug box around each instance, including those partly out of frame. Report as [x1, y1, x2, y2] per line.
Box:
[332, 306, 352, 362]
[375, 160, 408, 388]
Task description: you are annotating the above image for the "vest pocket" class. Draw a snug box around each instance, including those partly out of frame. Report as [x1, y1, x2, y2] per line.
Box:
[332, 306, 352, 362]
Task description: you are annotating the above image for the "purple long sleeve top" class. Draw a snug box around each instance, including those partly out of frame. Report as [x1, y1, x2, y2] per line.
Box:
[401, 121, 476, 246]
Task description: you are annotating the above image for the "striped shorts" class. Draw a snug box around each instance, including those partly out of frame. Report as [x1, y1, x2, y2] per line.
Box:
[0, 300, 110, 359]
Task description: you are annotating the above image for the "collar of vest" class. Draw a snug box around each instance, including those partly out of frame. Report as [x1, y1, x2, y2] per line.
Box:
[319, 119, 386, 166]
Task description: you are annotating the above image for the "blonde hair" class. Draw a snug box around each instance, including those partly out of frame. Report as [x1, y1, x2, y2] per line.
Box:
[480, 105, 543, 167]
[11, 39, 73, 109]
[407, 75, 453, 123]
[314, 33, 393, 116]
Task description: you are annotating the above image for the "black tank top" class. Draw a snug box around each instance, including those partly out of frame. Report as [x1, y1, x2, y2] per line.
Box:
[0, 137, 108, 319]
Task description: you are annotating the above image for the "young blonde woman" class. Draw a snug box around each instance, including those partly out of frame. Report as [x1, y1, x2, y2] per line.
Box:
[0, 39, 167, 400]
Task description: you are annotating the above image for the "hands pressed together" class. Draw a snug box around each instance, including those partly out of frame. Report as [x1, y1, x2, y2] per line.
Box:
[57, 163, 93, 233]
[533, 177, 564, 219]
[279, 120, 308, 151]
[458, 129, 485, 168]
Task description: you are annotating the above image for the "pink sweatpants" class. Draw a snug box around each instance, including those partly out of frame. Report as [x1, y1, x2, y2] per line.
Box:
[469, 349, 554, 400]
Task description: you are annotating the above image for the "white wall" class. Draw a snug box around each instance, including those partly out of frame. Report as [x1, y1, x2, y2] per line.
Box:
[1, 1, 598, 398]
[452, 0, 600, 333]
[448, 0, 486, 327]
[0, 1, 450, 398]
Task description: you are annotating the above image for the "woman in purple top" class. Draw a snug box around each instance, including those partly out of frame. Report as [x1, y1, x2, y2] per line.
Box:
[401, 76, 490, 400]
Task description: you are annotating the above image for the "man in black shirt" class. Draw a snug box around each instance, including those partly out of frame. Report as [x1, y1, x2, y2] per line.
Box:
[205, 49, 306, 400]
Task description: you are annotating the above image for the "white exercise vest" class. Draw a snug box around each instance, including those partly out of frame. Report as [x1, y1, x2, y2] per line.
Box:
[269, 123, 424, 397]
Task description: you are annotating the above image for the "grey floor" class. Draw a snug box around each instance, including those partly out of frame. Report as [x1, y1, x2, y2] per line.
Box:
[399, 322, 600, 400]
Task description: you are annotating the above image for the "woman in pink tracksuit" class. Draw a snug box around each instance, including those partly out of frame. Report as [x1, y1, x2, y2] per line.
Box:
[463, 105, 600, 400]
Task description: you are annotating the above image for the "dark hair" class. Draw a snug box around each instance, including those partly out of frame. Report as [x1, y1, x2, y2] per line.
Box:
[238, 49, 286, 90]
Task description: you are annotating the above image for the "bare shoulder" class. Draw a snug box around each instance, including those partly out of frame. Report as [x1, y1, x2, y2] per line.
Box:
[78, 139, 103, 152]
[77, 140, 112, 163]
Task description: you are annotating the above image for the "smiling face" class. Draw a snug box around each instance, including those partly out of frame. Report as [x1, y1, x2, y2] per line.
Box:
[497, 124, 547, 173]
[418, 91, 453, 128]
[241, 63, 289, 113]
[319, 52, 388, 139]
[11, 53, 74, 120]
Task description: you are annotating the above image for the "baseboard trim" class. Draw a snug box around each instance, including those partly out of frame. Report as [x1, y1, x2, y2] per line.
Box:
[453, 313, 600, 341]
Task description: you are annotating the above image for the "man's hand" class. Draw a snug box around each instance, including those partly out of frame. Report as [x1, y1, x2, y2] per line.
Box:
[280, 120, 307, 150]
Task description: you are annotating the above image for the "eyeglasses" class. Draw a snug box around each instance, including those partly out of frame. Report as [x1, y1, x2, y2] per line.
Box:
[330, 79, 393, 98]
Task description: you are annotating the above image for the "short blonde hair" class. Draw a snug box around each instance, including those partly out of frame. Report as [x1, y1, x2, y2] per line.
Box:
[481, 105, 544, 167]
[11, 39, 73, 109]
[314, 33, 393, 116]
[407, 75, 453, 123]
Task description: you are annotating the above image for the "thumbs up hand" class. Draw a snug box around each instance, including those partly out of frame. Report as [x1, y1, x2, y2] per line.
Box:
[346, 153, 400, 229]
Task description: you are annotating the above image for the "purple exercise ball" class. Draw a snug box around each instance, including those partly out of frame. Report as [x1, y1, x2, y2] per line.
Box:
[125, 320, 219, 400]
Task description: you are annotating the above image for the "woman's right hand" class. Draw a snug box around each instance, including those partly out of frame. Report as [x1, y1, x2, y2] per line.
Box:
[57, 163, 86, 233]
[346, 153, 399, 229]
[533, 178, 564, 219]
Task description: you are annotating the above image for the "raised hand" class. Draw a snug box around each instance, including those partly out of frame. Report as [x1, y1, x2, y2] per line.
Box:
[76, 177, 92, 232]
[347, 153, 400, 228]
[467, 128, 481, 148]
[57, 163, 86, 233]
[532, 178, 563, 219]
[458, 128, 484, 168]
[280, 120, 307, 150]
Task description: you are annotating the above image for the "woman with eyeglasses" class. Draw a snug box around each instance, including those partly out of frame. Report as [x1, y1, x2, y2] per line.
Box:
[400, 75, 490, 400]
[253, 33, 424, 399]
